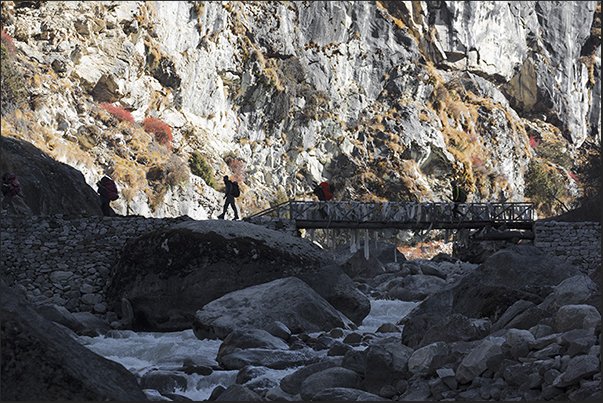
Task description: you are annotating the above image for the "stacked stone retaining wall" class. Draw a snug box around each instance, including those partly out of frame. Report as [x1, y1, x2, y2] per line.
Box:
[1, 214, 194, 321]
[534, 220, 601, 272]
[2, 214, 600, 323]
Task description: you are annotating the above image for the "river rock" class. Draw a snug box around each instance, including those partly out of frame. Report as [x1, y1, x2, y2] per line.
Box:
[310, 387, 389, 401]
[215, 384, 263, 401]
[299, 367, 365, 401]
[192, 277, 355, 340]
[218, 347, 320, 371]
[407, 341, 449, 375]
[216, 328, 290, 362]
[418, 313, 492, 348]
[539, 274, 601, 313]
[555, 304, 601, 332]
[279, 358, 343, 395]
[363, 336, 414, 394]
[386, 274, 448, 301]
[455, 336, 505, 384]
[552, 355, 601, 388]
[491, 299, 552, 332]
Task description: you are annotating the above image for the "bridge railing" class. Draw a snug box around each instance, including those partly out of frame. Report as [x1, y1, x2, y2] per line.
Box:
[246, 201, 535, 230]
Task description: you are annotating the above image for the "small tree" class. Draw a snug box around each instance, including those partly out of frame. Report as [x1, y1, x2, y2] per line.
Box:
[525, 159, 567, 216]
[143, 116, 173, 150]
[189, 151, 216, 188]
[1, 36, 26, 115]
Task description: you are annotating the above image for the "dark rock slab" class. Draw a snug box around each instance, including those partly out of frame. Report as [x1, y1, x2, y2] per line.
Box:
[1, 281, 147, 401]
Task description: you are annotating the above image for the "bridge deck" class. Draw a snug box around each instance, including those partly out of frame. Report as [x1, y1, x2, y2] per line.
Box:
[245, 201, 535, 231]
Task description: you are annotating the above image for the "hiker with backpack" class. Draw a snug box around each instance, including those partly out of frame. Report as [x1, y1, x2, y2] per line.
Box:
[218, 175, 239, 220]
[97, 176, 118, 216]
[312, 181, 334, 201]
[1, 172, 30, 214]
[450, 179, 468, 219]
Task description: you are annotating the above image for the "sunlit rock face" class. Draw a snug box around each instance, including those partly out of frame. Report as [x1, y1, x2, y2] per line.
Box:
[2, 1, 599, 218]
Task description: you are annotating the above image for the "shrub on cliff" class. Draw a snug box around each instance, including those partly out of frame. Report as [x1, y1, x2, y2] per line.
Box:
[189, 151, 216, 189]
[224, 152, 247, 184]
[1, 34, 27, 116]
[1, 30, 17, 56]
[100, 102, 135, 124]
[143, 116, 173, 150]
[525, 159, 567, 217]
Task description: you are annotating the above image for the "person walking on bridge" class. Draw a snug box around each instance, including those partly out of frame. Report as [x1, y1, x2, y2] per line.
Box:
[450, 180, 467, 219]
[218, 175, 239, 220]
[313, 181, 334, 201]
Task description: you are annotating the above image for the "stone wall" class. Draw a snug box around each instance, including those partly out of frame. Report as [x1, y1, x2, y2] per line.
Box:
[1, 214, 193, 322]
[534, 221, 601, 272]
[2, 214, 600, 323]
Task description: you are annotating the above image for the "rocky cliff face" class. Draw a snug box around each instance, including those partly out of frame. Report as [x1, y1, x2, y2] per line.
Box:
[0, 1, 600, 219]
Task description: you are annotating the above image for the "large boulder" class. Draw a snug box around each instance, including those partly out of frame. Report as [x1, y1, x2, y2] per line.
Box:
[0, 281, 148, 401]
[192, 277, 356, 340]
[296, 264, 370, 325]
[452, 245, 580, 319]
[216, 328, 289, 362]
[401, 245, 581, 348]
[539, 274, 601, 314]
[106, 220, 369, 331]
[280, 358, 343, 395]
[362, 337, 414, 394]
[0, 135, 102, 216]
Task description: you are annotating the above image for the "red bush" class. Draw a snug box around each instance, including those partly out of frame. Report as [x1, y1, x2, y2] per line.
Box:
[470, 156, 488, 177]
[100, 102, 135, 123]
[529, 136, 541, 149]
[228, 158, 247, 183]
[143, 116, 173, 150]
[1, 30, 17, 56]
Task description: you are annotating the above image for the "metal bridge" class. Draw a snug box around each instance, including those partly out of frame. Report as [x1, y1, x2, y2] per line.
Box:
[244, 201, 536, 231]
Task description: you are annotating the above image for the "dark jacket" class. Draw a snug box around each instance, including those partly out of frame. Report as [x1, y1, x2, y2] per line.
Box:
[452, 186, 467, 203]
[224, 179, 234, 198]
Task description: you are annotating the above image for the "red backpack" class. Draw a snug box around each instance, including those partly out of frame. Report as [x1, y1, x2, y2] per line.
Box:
[320, 182, 333, 201]
[103, 178, 119, 201]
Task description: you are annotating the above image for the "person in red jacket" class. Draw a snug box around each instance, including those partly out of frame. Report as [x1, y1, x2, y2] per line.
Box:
[313, 181, 334, 201]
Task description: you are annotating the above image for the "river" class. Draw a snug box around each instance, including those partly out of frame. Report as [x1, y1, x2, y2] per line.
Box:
[80, 298, 419, 401]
